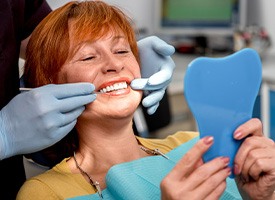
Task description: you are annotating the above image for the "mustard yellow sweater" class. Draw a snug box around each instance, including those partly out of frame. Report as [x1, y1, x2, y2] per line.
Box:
[16, 131, 199, 200]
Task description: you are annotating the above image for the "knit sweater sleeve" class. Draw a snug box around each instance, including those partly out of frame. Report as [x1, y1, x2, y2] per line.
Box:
[137, 131, 199, 153]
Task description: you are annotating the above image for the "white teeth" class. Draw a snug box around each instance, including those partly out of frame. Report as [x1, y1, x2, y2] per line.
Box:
[100, 82, 127, 93]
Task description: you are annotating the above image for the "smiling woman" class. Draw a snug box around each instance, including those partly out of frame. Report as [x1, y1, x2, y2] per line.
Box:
[17, 1, 149, 199]
[22, 0, 142, 163]
[17, 1, 275, 200]
[23, 1, 139, 88]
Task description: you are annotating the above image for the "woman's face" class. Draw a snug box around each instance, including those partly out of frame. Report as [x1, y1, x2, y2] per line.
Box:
[57, 28, 142, 121]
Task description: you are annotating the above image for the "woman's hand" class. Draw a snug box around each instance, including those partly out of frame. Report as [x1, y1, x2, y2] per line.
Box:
[161, 136, 231, 200]
[233, 118, 275, 200]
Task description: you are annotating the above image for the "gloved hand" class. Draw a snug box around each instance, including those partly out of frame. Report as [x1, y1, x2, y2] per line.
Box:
[0, 83, 96, 160]
[131, 36, 175, 115]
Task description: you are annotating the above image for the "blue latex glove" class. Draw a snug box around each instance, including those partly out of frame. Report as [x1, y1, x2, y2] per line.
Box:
[0, 83, 96, 160]
[131, 36, 176, 115]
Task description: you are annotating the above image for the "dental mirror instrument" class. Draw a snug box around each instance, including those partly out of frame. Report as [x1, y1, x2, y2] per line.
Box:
[19, 87, 102, 94]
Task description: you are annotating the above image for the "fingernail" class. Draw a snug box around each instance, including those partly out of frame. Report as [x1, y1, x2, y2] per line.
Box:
[234, 164, 240, 175]
[221, 157, 230, 166]
[234, 131, 242, 139]
[203, 136, 214, 145]
[226, 167, 232, 176]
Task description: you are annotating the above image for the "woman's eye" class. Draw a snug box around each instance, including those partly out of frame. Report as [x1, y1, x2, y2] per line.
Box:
[82, 56, 95, 61]
[116, 50, 129, 54]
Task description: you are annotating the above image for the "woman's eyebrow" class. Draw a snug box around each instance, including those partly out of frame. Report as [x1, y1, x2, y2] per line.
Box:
[70, 41, 95, 57]
[112, 35, 127, 42]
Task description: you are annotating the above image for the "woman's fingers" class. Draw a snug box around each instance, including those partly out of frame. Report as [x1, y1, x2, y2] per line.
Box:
[189, 160, 231, 199]
[237, 153, 275, 199]
[168, 136, 214, 181]
[234, 118, 263, 140]
[244, 139, 275, 181]
[161, 136, 231, 200]
[186, 156, 230, 189]
[249, 157, 275, 181]
[161, 157, 230, 200]
[241, 146, 275, 180]
[204, 179, 227, 200]
[233, 118, 275, 199]
[233, 118, 265, 176]
[234, 136, 274, 176]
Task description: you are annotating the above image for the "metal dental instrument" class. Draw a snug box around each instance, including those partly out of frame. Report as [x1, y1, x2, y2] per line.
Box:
[19, 88, 33, 92]
[19, 87, 102, 94]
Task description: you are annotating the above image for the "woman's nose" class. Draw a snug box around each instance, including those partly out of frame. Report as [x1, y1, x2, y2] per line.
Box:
[101, 54, 124, 73]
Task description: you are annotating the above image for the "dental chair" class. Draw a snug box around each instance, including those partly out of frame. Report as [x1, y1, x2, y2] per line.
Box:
[133, 90, 172, 137]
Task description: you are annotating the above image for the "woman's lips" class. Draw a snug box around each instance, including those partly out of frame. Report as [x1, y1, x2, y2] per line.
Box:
[97, 78, 132, 96]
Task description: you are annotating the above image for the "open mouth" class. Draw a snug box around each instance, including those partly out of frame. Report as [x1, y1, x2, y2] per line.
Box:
[99, 81, 128, 94]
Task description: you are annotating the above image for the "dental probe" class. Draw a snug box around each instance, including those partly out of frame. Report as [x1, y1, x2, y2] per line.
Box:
[19, 87, 33, 91]
[19, 87, 102, 94]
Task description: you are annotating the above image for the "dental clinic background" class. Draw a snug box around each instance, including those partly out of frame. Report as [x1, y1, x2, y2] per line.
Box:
[22, 0, 275, 139]
[46, 0, 275, 54]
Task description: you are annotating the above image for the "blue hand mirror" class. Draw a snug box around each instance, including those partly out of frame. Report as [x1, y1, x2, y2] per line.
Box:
[184, 48, 262, 178]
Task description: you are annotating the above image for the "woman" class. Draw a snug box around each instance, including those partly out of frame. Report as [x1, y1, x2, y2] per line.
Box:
[17, 1, 275, 200]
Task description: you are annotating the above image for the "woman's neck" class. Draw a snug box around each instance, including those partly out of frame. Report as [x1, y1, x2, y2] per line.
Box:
[68, 117, 148, 189]
[77, 116, 141, 157]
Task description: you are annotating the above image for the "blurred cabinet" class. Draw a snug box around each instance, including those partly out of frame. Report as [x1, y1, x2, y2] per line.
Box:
[253, 55, 275, 140]
[261, 55, 275, 140]
[253, 87, 275, 140]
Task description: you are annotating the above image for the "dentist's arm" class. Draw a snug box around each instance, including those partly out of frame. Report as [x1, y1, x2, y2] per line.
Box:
[131, 36, 176, 115]
[0, 83, 96, 160]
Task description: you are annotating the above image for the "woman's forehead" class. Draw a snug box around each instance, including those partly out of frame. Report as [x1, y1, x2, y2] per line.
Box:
[69, 20, 125, 43]
[67, 25, 128, 57]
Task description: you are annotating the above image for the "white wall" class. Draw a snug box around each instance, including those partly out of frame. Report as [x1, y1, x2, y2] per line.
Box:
[103, 0, 154, 35]
[246, 0, 275, 55]
[46, 0, 69, 9]
[46, 0, 154, 36]
[46, 0, 275, 54]
[260, 0, 275, 54]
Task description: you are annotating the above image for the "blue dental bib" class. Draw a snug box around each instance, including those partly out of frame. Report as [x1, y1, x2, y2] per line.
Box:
[69, 137, 241, 200]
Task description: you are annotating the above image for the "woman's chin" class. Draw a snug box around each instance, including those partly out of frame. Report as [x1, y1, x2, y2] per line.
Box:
[104, 101, 139, 118]
[83, 90, 142, 119]
[83, 100, 139, 120]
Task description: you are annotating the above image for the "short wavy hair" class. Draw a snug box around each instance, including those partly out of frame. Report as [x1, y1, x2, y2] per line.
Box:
[24, 0, 139, 88]
[24, 1, 140, 167]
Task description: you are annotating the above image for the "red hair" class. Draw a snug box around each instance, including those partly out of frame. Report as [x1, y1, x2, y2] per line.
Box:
[23, 1, 140, 166]
[24, 1, 139, 87]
